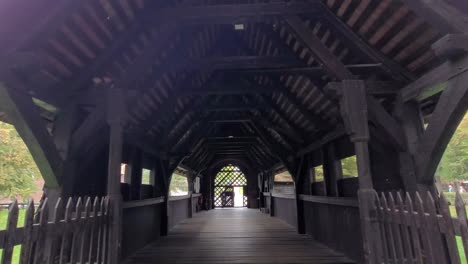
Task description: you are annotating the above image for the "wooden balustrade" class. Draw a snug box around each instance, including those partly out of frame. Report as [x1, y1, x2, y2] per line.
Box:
[0, 196, 110, 264]
[361, 190, 468, 264]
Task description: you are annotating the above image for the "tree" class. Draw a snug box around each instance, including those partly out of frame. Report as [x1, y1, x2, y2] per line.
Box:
[0, 122, 41, 199]
[436, 113, 468, 182]
[341, 156, 358, 178]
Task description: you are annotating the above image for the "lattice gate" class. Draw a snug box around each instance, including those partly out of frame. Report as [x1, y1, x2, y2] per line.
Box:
[214, 165, 248, 207]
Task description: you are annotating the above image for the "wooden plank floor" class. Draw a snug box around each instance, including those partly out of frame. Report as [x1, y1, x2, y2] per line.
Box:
[123, 209, 355, 264]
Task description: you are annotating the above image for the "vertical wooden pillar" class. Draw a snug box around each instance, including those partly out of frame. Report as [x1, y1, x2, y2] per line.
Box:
[159, 159, 170, 236]
[395, 100, 423, 193]
[323, 143, 343, 197]
[129, 149, 142, 200]
[268, 171, 274, 217]
[106, 84, 125, 264]
[188, 171, 194, 218]
[295, 156, 307, 234]
[339, 80, 382, 263]
[149, 164, 158, 197]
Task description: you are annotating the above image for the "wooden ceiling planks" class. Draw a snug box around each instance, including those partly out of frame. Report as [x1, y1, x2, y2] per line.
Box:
[1, 0, 456, 172]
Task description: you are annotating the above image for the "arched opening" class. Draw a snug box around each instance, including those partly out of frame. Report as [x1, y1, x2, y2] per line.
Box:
[214, 164, 247, 208]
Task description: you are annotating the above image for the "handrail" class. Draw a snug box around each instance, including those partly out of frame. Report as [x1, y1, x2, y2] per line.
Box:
[271, 193, 295, 199]
[299, 194, 359, 207]
[169, 194, 191, 201]
[123, 197, 165, 209]
[192, 193, 202, 198]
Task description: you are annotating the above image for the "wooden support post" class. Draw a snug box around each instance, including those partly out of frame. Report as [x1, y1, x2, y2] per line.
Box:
[323, 143, 343, 197]
[129, 148, 142, 200]
[159, 159, 170, 236]
[339, 80, 373, 189]
[149, 164, 159, 197]
[394, 100, 424, 193]
[189, 171, 194, 218]
[106, 84, 125, 264]
[339, 80, 383, 263]
[268, 171, 274, 217]
[294, 156, 306, 234]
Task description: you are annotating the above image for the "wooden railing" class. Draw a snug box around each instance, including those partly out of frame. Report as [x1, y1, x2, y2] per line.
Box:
[360, 190, 468, 264]
[0, 196, 110, 264]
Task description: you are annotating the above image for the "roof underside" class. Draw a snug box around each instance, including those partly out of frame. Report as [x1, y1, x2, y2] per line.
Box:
[0, 0, 457, 172]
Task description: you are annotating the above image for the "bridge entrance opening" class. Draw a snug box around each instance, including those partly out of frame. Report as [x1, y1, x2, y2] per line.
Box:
[214, 165, 247, 208]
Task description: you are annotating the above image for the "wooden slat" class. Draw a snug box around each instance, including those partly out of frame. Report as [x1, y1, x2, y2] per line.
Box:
[88, 197, 100, 263]
[1, 200, 19, 264]
[396, 193, 415, 263]
[455, 191, 468, 259]
[79, 197, 92, 263]
[19, 200, 35, 263]
[33, 198, 48, 264]
[439, 193, 461, 264]
[405, 193, 423, 263]
[59, 198, 73, 264]
[45, 198, 63, 264]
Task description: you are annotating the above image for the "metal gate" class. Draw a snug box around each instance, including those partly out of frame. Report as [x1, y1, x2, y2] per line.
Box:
[214, 165, 248, 207]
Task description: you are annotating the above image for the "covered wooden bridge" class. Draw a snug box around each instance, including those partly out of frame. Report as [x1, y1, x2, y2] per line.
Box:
[0, 0, 467, 263]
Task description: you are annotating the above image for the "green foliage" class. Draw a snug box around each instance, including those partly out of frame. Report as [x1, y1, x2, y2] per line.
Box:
[436, 113, 468, 183]
[341, 155, 358, 178]
[169, 173, 188, 196]
[314, 165, 324, 182]
[0, 122, 41, 199]
[141, 169, 151, 185]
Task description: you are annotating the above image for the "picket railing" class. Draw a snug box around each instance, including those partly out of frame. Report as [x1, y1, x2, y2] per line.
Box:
[0, 196, 110, 264]
[360, 190, 468, 264]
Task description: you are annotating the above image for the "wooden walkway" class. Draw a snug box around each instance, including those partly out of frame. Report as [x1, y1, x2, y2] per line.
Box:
[123, 209, 354, 264]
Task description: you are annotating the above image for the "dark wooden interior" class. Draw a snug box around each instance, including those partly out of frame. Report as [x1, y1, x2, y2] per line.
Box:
[0, 0, 467, 263]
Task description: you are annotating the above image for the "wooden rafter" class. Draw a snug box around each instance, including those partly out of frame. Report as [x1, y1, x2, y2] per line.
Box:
[283, 15, 354, 80]
[0, 73, 63, 188]
[157, 2, 323, 24]
[403, 0, 468, 34]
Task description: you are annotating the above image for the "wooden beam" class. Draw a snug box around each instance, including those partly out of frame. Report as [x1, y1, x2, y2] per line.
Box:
[318, 5, 415, 82]
[367, 97, 406, 151]
[255, 95, 306, 141]
[0, 74, 62, 188]
[52, 105, 77, 160]
[296, 127, 346, 156]
[283, 15, 354, 80]
[432, 34, 468, 59]
[180, 83, 281, 95]
[233, 63, 384, 75]
[400, 54, 468, 102]
[205, 106, 261, 112]
[325, 81, 398, 96]
[402, 0, 468, 34]
[415, 65, 468, 184]
[158, 2, 322, 23]
[163, 56, 307, 72]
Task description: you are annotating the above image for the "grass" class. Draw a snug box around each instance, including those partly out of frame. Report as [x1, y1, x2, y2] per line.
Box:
[0, 209, 25, 264]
